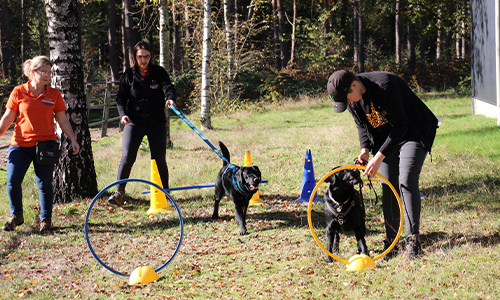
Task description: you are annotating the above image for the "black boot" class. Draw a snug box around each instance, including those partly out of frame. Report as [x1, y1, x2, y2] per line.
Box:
[404, 234, 423, 259]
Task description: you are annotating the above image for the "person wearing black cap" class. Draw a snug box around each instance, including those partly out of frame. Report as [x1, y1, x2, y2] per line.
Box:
[327, 70, 438, 259]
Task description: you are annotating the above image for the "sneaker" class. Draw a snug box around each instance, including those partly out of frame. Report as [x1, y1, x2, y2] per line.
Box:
[2, 214, 25, 231]
[40, 219, 52, 233]
[108, 190, 124, 206]
[404, 234, 423, 259]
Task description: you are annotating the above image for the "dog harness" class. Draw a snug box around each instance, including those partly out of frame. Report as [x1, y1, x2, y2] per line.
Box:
[222, 164, 249, 196]
[325, 191, 356, 225]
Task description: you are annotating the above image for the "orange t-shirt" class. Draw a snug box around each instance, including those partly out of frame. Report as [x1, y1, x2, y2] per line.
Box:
[6, 82, 67, 147]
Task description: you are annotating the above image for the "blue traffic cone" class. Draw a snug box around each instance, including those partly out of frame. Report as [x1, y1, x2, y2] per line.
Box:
[295, 149, 322, 204]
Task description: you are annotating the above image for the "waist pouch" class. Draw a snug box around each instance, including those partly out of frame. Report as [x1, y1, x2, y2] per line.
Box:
[36, 140, 61, 165]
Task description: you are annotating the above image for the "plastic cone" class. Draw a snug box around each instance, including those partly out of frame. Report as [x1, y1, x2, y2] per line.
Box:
[244, 151, 264, 206]
[295, 149, 322, 204]
[147, 159, 173, 216]
[129, 266, 159, 284]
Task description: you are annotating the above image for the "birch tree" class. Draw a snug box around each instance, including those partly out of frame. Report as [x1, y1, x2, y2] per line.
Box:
[45, 0, 98, 203]
[223, 0, 233, 99]
[200, 0, 212, 130]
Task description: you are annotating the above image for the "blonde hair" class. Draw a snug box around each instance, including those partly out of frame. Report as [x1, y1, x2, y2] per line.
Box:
[23, 56, 53, 80]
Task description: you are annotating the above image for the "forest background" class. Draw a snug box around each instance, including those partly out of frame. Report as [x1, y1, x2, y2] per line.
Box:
[1, 0, 471, 108]
[0, 0, 471, 203]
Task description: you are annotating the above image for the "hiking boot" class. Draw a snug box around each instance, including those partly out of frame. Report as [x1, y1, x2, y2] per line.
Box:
[40, 219, 52, 233]
[404, 234, 423, 259]
[108, 190, 124, 206]
[2, 214, 25, 231]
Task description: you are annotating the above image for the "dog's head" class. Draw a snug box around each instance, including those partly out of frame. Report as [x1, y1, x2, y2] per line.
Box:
[324, 166, 362, 191]
[240, 165, 262, 192]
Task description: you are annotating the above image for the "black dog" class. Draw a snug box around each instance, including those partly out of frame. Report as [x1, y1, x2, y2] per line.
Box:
[323, 167, 367, 262]
[212, 142, 262, 235]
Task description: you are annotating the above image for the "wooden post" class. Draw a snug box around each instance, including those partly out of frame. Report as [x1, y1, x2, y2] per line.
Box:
[101, 82, 112, 137]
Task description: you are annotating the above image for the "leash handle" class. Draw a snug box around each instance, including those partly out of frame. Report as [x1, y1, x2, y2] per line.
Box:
[169, 105, 228, 163]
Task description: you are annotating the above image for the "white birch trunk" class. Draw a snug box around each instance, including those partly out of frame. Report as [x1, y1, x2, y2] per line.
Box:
[159, 0, 170, 69]
[224, 0, 233, 99]
[201, 0, 212, 130]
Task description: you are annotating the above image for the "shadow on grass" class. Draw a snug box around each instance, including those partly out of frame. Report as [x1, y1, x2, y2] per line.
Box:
[421, 231, 500, 251]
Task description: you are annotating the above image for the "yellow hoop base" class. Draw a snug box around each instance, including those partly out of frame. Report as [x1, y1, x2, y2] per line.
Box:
[129, 266, 159, 285]
[345, 254, 376, 272]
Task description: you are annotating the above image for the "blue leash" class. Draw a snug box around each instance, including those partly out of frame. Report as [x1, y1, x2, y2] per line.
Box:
[169, 105, 248, 195]
[169, 105, 228, 163]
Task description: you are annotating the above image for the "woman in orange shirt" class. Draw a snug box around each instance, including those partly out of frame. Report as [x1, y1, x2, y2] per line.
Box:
[0, 56, 79, 233]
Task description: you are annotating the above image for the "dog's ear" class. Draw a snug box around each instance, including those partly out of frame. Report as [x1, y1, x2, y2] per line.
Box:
[325, 174, 336, 183]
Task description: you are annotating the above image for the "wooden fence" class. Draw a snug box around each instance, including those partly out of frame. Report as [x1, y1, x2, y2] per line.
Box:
[0, 81, 121, 150]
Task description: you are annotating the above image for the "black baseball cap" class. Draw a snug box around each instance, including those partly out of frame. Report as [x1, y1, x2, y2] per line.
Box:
[327, 70, 355, 113]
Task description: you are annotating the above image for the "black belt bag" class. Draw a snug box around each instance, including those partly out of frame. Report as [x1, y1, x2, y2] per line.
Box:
[36, 140, 61, 165]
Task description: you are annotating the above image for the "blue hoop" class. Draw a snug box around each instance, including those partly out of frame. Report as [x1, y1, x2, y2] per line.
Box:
[84, 178, 184, 277]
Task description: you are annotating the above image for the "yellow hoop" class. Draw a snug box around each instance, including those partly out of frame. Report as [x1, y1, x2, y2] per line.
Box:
[307, 165, 404, 263]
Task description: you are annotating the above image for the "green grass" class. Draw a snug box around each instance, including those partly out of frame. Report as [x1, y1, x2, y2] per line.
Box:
[1, 93, 499, 299]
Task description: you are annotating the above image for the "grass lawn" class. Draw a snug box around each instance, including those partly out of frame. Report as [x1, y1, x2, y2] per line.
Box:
[0, 92, 499, 299]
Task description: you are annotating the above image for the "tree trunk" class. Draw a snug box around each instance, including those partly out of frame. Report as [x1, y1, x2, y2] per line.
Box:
[158, 0, 173, 148]
[272, 0, 280, 69]
[172, 0, 181, 75]
[277, 0, 288, 69]
[159, 0, 171, 70]
[353, 0, 358, 63]
[407, 7, 416, 74]
[185, 5, 194, 70]
[108, 0, 119, 81]
[357, 0, 364, 73]
[201, 0, 212, 130]
[289, 0, 296, 68]
[224, 0, 233, 99]
[122, 0, 140, 68]
[233, 0, 239, 60]
[436, 8, 441, 60]
[121, 8, 129, 70]
[0, 2, 16, 83]
[37, 0, 48, 55]
[45, 0, 98, 203]
[395, 0, 401, 66]
[21, 0, 27, 66]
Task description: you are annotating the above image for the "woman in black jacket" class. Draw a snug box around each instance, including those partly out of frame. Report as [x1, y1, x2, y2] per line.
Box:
[327, 70, 438, 259]
[108, 41, 176, 206]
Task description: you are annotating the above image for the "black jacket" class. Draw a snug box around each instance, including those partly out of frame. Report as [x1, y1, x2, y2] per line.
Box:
[116, 64, 176, 126]
[347, 72, 438, 157]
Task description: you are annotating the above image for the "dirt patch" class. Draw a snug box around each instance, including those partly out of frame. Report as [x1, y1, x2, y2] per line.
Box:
[0, 125, 121, 169]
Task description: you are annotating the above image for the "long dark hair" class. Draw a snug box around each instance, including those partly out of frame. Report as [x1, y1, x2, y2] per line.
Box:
[130, 41, 153, 67]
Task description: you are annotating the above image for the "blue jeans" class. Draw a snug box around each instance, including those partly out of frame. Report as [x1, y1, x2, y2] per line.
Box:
[378, 141, 427, 241]
[7, 145, 54, 221]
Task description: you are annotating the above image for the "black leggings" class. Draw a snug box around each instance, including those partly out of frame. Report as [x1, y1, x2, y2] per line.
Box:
[116, 122, 169, 190]
[378, 141, 427, 241]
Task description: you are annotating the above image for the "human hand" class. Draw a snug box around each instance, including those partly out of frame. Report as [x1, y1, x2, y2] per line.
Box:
[71, 140, 80, 155]
[357, 149, 370, 165]
[121, 115, 131, 125]
[166, 100, 176, 108]
[363, 152, 385, 179]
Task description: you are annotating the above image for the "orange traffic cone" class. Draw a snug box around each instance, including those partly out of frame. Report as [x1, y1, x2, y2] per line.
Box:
[147, 159, 173, 216]
[244, 151, 264, 206]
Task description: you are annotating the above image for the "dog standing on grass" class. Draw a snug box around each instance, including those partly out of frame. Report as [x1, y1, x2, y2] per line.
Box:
[323, 167, 368, 262]
[212, 142, 262, 235]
